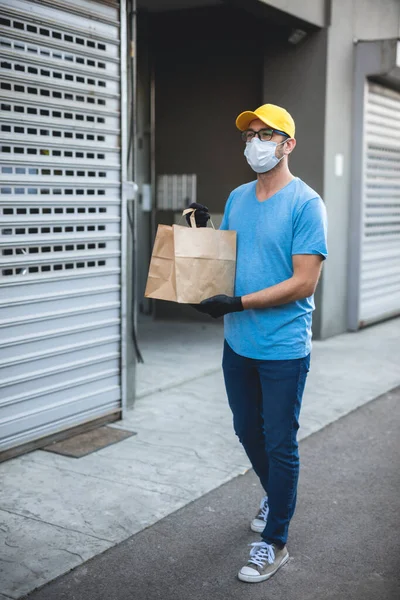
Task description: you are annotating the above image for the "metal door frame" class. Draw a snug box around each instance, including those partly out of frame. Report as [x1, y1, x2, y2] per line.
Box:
[348, 39, 400, 330]
[120, 0, 128, 414]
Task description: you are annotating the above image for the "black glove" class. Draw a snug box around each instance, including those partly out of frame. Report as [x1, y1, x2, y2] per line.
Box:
[186, 202, 210, 228]
[191, 295, 244, 319]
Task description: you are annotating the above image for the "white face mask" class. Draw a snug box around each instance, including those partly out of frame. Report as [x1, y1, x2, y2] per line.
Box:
[244, 138, 287, 173]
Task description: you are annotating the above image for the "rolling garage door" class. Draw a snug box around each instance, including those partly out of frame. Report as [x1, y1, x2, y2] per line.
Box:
[360, 82, 400, 326]
[0, 0, 127, 456]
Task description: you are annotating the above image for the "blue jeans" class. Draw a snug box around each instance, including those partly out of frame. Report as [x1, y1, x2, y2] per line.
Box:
[222, 340, 310, 547]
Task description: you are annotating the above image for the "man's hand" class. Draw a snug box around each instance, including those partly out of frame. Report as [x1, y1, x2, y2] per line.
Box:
[186, 202, 210, 228]
[191, 295, 244, 319]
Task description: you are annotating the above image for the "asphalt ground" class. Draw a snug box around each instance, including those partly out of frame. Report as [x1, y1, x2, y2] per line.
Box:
[23, 387, 400, 600]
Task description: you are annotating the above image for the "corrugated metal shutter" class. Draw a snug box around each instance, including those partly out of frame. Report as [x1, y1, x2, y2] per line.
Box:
[360, 82, 400, 326]
[0, 0, 125, 454]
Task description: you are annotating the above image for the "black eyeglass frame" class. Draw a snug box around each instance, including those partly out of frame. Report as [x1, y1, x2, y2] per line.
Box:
[241, 128, 290, 143]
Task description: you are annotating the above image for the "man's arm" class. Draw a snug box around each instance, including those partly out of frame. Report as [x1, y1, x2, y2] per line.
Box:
[242, 254, 324, 310]
[192, 254, 325, 319]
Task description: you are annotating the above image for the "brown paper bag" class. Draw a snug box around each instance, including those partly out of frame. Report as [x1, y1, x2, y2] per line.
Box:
[144, 209, 237, 304]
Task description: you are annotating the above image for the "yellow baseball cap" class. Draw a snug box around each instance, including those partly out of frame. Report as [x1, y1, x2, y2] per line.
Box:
[236, 103, 295, 138]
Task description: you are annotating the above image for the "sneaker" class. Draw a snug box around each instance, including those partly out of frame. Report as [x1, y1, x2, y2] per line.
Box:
[238, 541, 289, 583]
[250, 495, 269, 533]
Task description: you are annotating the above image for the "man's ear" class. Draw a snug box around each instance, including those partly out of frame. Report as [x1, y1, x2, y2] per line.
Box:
[285, 138, 296, 155]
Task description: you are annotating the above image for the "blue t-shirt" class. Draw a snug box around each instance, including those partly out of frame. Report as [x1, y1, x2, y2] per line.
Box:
[219, 177, 328, 360]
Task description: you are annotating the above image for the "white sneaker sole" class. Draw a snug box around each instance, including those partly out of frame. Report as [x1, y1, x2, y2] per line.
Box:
[250, 520, 266, 533]
[238, 552, 290, 583]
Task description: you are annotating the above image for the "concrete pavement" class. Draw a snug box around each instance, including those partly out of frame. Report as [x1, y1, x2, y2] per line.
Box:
[22, 386, 400, 600]
[0, 316, 400, 598]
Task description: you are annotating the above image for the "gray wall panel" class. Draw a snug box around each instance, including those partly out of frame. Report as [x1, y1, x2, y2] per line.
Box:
[320, 0, 354, 338]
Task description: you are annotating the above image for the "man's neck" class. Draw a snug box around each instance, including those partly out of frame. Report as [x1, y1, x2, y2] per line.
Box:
[255, 165, 295, 202]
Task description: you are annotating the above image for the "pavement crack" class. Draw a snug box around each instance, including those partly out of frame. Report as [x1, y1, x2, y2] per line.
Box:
[4, 540, 19, 548]
[0, 507, 114, 544]
[55, 547, 84, 562]
[0, 558, 16, 563]
[21, 561, 45, 578]
[129, 479, 190, 500]
[135, 439, 204, 460]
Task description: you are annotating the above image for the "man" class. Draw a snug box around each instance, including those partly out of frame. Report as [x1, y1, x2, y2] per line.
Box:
[189, 103, 328, 583]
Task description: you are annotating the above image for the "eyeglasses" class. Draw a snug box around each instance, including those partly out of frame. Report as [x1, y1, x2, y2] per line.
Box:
[241, 128, 289, 143]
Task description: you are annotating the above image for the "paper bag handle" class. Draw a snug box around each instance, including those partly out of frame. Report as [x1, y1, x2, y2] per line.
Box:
[181, 208, 215, 229]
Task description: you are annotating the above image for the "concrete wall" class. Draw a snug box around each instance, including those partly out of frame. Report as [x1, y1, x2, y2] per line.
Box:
[258, 0, 327, 28]
[353, 0, 400, 41]
[319, 0, 354, 339]
[258, 0, 400, 34]
[152, 6, 270, 215]
[319, 0, 400, 339]
[262, 31, 327, 196]
[262, 29, 328, 338]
